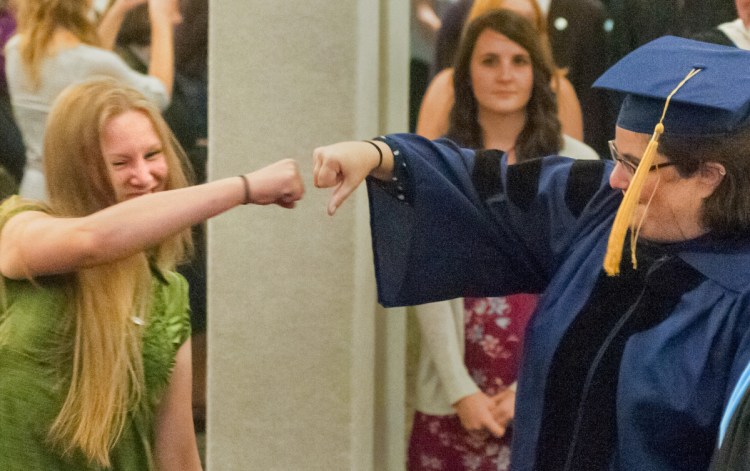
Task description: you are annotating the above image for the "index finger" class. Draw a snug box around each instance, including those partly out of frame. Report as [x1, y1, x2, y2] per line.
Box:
[328, 178, 358, 216]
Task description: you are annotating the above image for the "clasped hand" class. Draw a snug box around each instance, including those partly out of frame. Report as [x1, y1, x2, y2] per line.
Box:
[453, 389, 516, 438]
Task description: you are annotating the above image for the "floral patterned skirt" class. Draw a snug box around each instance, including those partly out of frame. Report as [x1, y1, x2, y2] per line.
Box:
[408, 411, 512, 471]
[408, 294, 538, 471]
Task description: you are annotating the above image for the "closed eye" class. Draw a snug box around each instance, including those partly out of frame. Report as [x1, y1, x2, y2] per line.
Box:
[145, 149, 163, 160]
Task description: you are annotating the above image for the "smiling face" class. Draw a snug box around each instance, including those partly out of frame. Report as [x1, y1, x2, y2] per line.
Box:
[101, 110, 168, 202]
[470, 29, 533, 120]
[607, 127, 717, 242]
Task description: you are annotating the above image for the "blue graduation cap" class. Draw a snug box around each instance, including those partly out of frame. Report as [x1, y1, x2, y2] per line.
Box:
[593, 35, 750, 136]
[592, 36, 750, 276]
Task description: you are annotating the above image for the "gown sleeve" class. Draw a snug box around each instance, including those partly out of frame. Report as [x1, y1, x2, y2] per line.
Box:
[711, 315, 750, 470]
[366, 133, 616, 307]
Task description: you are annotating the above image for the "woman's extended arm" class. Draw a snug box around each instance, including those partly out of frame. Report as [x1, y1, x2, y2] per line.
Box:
[0, 159, 303, 279]
[313, 140, 394, 215]
[146, 0, 181, 97]
[154, 341, 203, 471]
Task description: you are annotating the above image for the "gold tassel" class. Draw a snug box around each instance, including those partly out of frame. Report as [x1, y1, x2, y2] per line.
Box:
[603, 68, 702, 276]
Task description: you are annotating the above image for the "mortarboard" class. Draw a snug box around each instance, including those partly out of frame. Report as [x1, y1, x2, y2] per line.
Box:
[594, 35, 750, 136]
[591, 36, 750, 275]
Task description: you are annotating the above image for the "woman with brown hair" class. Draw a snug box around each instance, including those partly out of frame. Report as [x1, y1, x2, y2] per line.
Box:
[0, 77, 304, 470]
[416, 0, 584, 142]
[407, 10, 596, 471]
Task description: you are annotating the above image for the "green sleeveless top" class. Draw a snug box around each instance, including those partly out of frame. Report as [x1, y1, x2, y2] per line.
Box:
[0, 196, 191, 470]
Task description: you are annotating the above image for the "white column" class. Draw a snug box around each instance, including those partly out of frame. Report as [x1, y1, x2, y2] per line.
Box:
[207, 1, 409, 469]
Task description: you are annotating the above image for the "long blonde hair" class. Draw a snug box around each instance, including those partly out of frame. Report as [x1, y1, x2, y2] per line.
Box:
[40, 77, 192, 466]
[15, 0, 100, 88]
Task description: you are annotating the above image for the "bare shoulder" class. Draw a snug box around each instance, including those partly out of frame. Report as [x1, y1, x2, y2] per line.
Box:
[554, 74, 579, 100]
[417, 68, 456, 139]
[432, 68, 455, 88]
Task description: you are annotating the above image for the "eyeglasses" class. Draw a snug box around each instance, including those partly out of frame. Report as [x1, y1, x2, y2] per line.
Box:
[608, 140, 676, 175]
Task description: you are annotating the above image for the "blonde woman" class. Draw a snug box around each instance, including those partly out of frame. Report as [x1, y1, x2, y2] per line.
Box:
[416, 0, 584, 142]
[0, 78, 304, 470]
[6, 0, 179, 200]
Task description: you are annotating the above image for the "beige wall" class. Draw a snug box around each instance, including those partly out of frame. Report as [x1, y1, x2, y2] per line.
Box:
[207, 1, 409, 469]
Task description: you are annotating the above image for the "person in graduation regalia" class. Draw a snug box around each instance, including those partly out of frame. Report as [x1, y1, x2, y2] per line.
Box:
[312, 36, 750, 471]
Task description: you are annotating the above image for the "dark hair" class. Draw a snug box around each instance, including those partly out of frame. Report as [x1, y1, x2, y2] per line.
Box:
[446, 9, 562, 159]
[659, 126, 750, 237]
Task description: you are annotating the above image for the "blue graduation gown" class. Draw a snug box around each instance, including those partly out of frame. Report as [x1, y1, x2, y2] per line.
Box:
[366, 134, 750, 471]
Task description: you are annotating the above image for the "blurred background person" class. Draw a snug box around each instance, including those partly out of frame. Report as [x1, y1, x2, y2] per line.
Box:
[605, 0, 736, 65]
[5, 0, 180, 201]
[693, 0, 750, 48]
[407, 10, 597, 471]
[112, 0, 206, 179]
[0, 0, 24, 197]
[416, 0, 584, 143]
[432, 0, 474, 76]
[410, 0, 457, 132]
[545, 0, 611, 156]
